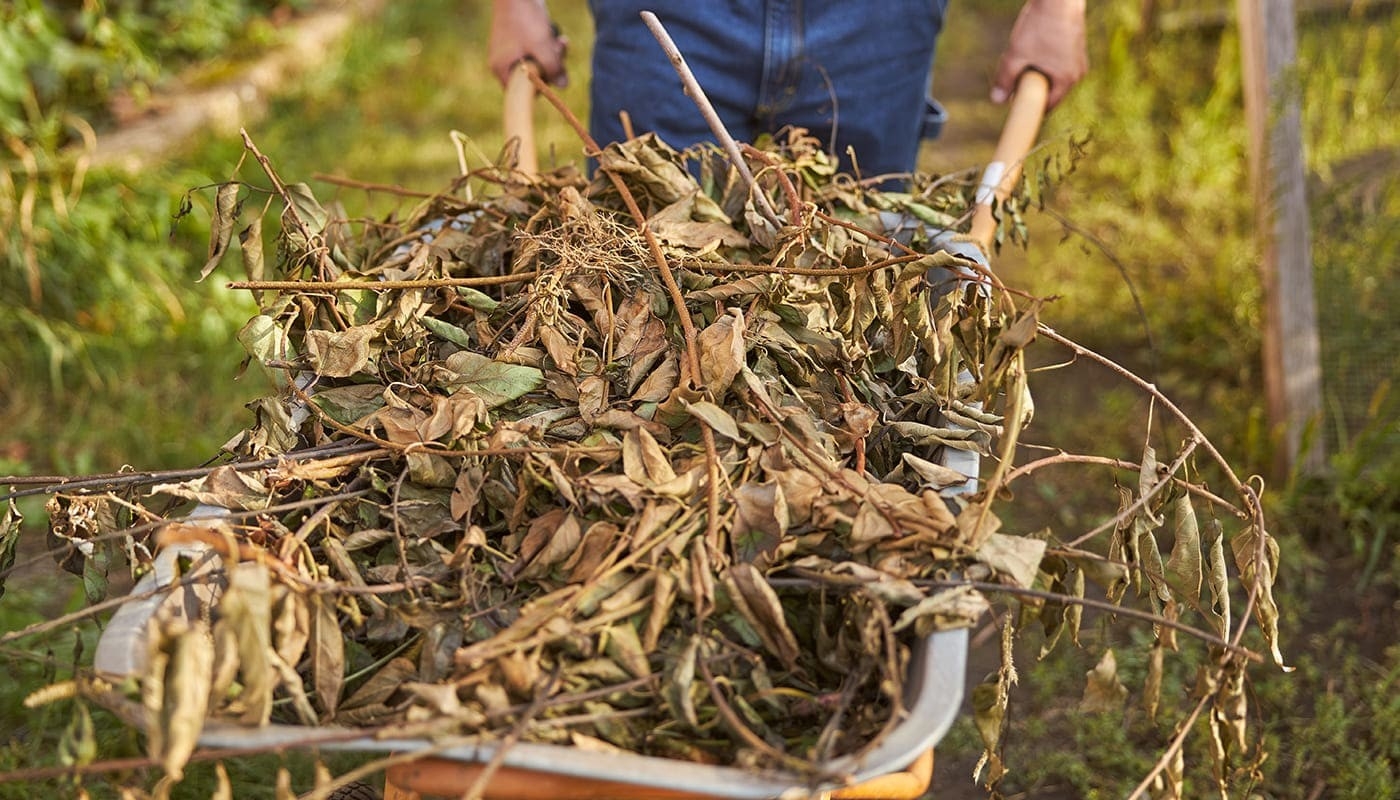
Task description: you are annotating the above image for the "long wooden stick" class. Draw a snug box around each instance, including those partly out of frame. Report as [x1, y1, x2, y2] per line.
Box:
[639, 11, 783, 229]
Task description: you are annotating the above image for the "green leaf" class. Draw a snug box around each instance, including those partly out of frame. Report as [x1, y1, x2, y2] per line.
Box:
[454, 286, 500, 311]
[442, 351, 544, 408]
[237, 314, 293, 365]
[311, 384, 386, 425]
[82, 541, 110, 604]
[285, 182, 329, 232]
[421, 316, 475, 349]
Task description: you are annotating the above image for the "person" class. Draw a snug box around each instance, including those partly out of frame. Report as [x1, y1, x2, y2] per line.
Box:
[488, 0, 1086, 179]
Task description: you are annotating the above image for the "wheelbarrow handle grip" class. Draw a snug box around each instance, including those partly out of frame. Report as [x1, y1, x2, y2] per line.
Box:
[503, 59, 539, 176]
[968, 69, 1051, 254]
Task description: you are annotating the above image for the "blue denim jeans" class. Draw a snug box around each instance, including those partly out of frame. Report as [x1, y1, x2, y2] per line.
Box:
[588, 0, 949, 178]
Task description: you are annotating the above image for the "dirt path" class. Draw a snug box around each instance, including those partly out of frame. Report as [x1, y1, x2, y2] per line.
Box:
[89, 0, 386, 172]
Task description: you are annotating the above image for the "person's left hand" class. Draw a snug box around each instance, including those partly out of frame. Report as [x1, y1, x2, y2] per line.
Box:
[991, 0, 1087, 110]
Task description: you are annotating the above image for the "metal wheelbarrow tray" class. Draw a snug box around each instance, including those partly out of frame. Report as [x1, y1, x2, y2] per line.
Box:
[94, 495, 969, 799]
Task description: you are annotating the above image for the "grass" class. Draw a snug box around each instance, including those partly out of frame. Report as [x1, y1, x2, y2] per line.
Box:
[1, 0, 1398, 797]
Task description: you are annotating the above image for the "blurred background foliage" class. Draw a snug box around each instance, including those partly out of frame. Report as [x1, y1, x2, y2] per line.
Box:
[1, 0, 1397, 797]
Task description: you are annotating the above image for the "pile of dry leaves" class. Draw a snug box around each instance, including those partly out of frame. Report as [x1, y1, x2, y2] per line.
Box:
[4, 120, 1283, 797]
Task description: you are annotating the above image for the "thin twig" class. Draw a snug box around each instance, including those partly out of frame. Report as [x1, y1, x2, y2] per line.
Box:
[1124, 688, 1213, 800]
[228, 272, 543, 292]
[0, 440, 381, 500]
[1001, 451, 1240, 516]
[741, 143, 806, 226]
[771, 573, 1262, 662]
[311, 173, 436, 198]
[462, 667, 563, 800]
[674, 252, 928, 277]
[1038, 324, 1250, 499]
[1063, 436, 1202, 548]
[240, 129, 334, 278]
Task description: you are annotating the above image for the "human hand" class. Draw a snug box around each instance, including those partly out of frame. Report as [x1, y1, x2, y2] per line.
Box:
[991, 0, 1087, 110]
[489, 0, 568, 87]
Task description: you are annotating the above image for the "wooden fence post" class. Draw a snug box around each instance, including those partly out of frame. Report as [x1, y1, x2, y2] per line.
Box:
[1237, 0, 1326, 476]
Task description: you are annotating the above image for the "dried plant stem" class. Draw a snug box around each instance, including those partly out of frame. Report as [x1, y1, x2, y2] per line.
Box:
[1003, 452, 1238, 514]
[1124, 685, 1213, 800]
[741, 143, 806, 226]
[228, 272, 543, 292]
[240, 129, 334, 277]
[0, 439, 382, 500]
[1038, 324, 1250, 501]
[1041, 325, 1283, 666]
[677, 252, 928, 277]
[1064, 436, 1202, 548]
[640, 12, 783, 229]
[310, 172, 436, 198]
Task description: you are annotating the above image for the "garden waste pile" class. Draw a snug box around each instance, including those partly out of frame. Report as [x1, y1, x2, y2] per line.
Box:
[12, 128, 1282, 796]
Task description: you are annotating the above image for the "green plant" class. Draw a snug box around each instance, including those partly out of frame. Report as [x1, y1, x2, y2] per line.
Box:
[2, 0, 306, 475]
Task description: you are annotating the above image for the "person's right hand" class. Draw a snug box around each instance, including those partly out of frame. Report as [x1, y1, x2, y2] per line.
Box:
[991, 0, 1087, 110]
[488, 0, 568, 87]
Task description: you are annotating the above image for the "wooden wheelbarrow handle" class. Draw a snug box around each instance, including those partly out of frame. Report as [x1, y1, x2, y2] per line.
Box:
[968, 69, 1051, 254]
[503, 60, 539, 175]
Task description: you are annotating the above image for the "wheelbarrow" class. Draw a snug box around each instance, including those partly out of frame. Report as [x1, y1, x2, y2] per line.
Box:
[374, 63, 1049, 798]
[91, 56, 1048, 800]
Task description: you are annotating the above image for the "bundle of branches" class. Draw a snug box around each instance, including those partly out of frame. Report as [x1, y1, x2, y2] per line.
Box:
[4, 118, 1284, 797]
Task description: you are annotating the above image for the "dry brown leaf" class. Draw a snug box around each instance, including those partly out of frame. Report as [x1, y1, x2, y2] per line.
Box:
[1167, 493, 1203, 600]
[218, 561, 275, 725]
[304, 324, 378, 378]
[309, 593, 345, 720]
[1081, 649, 1129, 713]
[1231, 525, 1288, 668]
[974, 532, 1047, 590]
[622, 427, 677, 486]
[144, 617, 213, 782]
[695, 309, 746, 392]
[723, 563, 801, 669]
